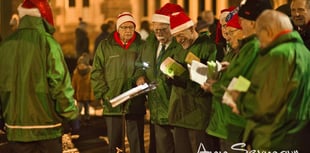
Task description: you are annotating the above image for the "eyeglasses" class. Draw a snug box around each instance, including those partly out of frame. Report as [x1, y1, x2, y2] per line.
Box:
[154, 27, 169, 33]
[227, 29, 239, 35]
[119, 26, 135, 30]
[221, 24, 227, 28]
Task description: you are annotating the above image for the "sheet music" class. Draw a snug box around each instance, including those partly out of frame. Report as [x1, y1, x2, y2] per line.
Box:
[190, 60, 208, 85]
[109, 83, 156, 107]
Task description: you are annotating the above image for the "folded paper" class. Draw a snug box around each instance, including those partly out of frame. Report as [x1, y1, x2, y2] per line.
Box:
[190, 60, 208, 85]
[110, 83, 157, 107]
[222, 76, 251, 105]
[189, 60, 222, 85]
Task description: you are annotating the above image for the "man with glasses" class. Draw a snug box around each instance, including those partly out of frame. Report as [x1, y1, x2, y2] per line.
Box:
[203, 1, 272, 152]
[224, 10, 310, 151]
[168, 11, 219, 153]
[91, 12, 146, 153]
[203, 7, 244, 152]
[135, 3, 185, 153]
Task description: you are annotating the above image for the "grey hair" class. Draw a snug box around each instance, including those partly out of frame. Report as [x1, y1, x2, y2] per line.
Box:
[256, 9, 293, 33]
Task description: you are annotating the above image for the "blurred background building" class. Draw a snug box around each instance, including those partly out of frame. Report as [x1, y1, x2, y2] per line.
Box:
[0, 0, 288, 56]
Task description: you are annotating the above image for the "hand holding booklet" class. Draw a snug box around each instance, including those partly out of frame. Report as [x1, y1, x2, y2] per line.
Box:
[222, 76, 251, 106]
[160, 57, 186, 78]
[189, 60, 222, 85]
[109, 83, 156, 107]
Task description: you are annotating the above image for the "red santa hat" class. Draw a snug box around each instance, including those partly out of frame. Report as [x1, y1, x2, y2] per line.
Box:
[221, 6, 237, 14]
[226, 8, 242, 29]
[170, 12, 194, 34]
[152, 3, 184, 24]
[18, 0, 54, 26]
[116, 12, 136, 30]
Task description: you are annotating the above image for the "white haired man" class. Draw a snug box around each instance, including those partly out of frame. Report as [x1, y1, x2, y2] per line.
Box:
[224, 10, 310, 151]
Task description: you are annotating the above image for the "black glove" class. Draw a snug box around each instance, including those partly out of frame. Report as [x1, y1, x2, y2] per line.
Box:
[166, 76, 187, 88]
[0, 118, 5, 132]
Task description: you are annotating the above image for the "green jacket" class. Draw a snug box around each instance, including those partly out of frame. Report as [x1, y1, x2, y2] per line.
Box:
[0, 16, 79, 142]
[207, 35, 259, 142]
[91, 31, 146, 115]
[168, 33, 217, 130]
[237, 31, 310, 151]
[136, 33, 186, 125]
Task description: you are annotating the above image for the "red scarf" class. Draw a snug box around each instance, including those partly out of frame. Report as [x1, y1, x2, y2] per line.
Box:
[113, 31, 137, 49]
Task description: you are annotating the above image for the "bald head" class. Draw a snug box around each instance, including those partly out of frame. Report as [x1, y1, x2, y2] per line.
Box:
[255, 10, 293, 48]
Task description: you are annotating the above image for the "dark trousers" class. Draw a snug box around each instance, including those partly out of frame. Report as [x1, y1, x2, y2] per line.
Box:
[148, 123, 156, 153]
[174, 127, 220, 153]
[78, 101, 90, 120]
[9, 137, 62, 153]
[154, 124, 175, 153]
[105, 114, 145, 153]
[220, 138, 240, 153]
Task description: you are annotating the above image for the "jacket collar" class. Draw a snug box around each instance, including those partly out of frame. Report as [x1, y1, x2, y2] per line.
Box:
[113, 31, 137, 49]
[18, 15, 55, 34]
[240, 34, 256, 45]
[260, 31, 302, 55]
